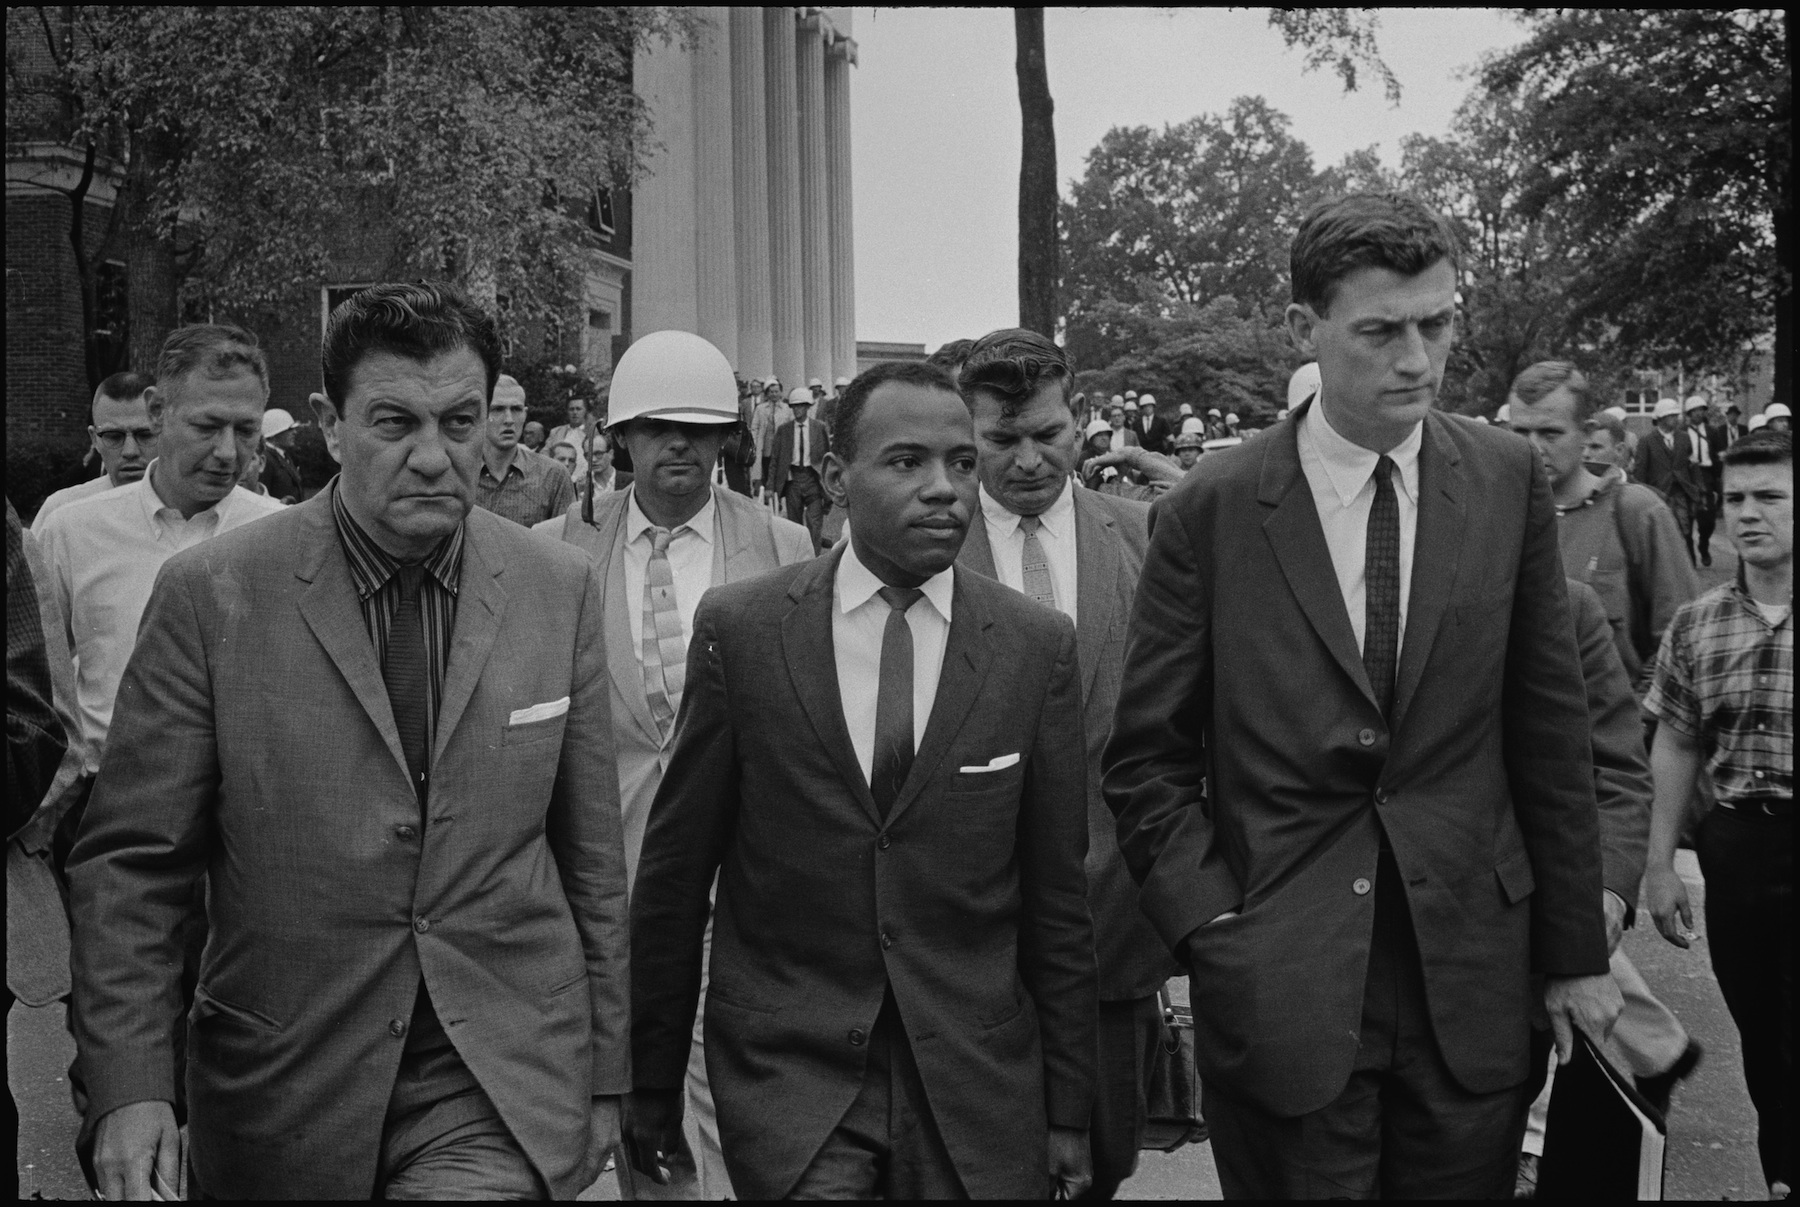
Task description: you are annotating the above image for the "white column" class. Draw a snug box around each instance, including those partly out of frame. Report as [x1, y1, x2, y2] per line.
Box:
[764, 7, 805, 390]
[692, 8, 738, 365]
[729, 7, 772, 380]
[796, 14, 832, 388]
[633, 30, 698, 337]
[824, 38, 857, 384]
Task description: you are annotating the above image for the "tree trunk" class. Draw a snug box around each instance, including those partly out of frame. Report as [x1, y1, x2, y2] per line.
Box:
[123, 127, 181, 374]
[1015, 8, 1058, 339]
[1773, 9, 1793, 407]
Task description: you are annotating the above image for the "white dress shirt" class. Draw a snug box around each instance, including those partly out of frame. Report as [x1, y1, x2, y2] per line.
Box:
[979, 481, 1079, 625]
[792, 419, 813, 467]
[1297, 400, 1422, 654]
[31, 474, 116, 535]
[833, 540, 954, 785]
[622, 486, 718, 660]
[40, 463, 284, 771]
[1688, 425, 1712, 468]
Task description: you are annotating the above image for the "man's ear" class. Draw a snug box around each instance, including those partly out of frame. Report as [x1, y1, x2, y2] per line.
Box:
[1286, 302, 1320, 359]
[821, 450, 849, 510]
[143, 386, 167, 432]
[309, 392, 343, 465]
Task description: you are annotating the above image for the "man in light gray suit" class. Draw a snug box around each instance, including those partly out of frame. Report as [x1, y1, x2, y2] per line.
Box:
[953, 329, 1181, 1199]
[70, 283, 630, 1200]
[537, 330, 811, 1199]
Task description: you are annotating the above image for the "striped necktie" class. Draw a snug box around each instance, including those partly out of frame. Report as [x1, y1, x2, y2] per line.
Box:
[384, 564, 430, 805]
[1018, 514, 1057, 610]
[1363, 455, 1400, 718]
[641, 527, 687, 740]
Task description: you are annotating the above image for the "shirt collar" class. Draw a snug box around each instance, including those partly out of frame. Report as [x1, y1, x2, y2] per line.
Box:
[331, 480, 463, 601]
[837, 538, 954, 624]
[979, 479, 1074, 540]
[482, 445, 532, 483]
[1300, 397, 1422, 509]
[139, 459, 233, 529]
[626, 485, 716, 546]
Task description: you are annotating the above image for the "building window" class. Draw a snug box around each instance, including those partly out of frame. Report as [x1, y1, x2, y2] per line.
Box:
[587, 187, 616, 236]
[1623, 390, 1656, 415]
[588, 308, 612, 331]
[95, 261, 129, 376]
[322, 285, 374, 337]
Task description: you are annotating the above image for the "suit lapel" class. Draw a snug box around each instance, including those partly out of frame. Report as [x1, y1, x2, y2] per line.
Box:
[957, 510, 999, 580]
[781, 547, 882, 826]
[589, 494, 665, 748]
[716, 486, 761, 583]
[294, 504, 410, 781]
[1072, 492, 1117, 702]
[884, 569, 994, 827]
[1258, 405, 1378, 709]
[1392, 416, 1465, 731]
[432, 521, 507, 766]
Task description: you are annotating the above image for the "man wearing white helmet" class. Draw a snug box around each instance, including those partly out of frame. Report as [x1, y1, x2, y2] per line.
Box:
[1682, 396, 1722, 565]
[475, 374, 577, 527]
[749, 380, 792, 494]
[1634, 398, 1700, 562]
[1748, 412, 1770, 431]
[1763, 400, 1792, 432]
[1135, 393, 1171, 454]
[259, 407, 305, 504]
[769, 386, 833, 553]
[1286, 361, 1321, 415]
[537, 330, 811, 1200]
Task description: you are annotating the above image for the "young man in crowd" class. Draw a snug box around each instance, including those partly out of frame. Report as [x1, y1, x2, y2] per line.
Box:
[537, 329, 812, 1200]
[32, 372, 159, 533]
[1644, 430, 1793, 1202]
[628, 360, 1097, 1200]
[475, 374, 576, 527]
[1683, 396, 1722, 566]
[955, 328, 1182, 1199]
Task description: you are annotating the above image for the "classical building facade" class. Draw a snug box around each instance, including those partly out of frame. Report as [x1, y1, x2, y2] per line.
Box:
[633, 7, 858, 386]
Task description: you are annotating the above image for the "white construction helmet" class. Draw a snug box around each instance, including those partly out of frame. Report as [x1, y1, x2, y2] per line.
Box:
[1140, 393, 1157, 408]
[1765, 402, 1791, 420]
[1747, 413, 1769, 430]
[1084, 417, 1114, 441]
[1652, 398, 1681, 420]
[1684, 395, 1709, 413]
[1496, 403, 1511, 424]
[787, 387, 814, 407]
[1180, 416, 1206, 436]
[1286, 362, 1321, 411]
[261, 408, 297, 439]
[1601, 405, 1629, 422]
[605, 331, 739, 428]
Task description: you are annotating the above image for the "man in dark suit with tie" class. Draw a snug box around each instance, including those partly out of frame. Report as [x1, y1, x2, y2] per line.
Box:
[1104, 193, 1621, 1198]
[768, 386, 831, 553]
[627, 359, 1098, 1199]
[1134, 395, 1173, 455]
[1635, 396, 1699, 558]
[953, 327, 1180, 1198]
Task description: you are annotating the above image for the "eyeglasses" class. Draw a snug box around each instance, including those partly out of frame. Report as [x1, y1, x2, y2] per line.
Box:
[94, 427, 156, 449]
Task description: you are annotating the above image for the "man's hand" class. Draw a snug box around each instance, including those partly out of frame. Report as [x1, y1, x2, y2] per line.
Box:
[1086, 446, 1185, 487]
[590, 1095, 623, 1169]
[1543, 974, 1624, 1065]
[92, 1099, 179, 1201]
[1602, 890, 1628, 955]
[1047, 1124, 1093, 1199]
[623, 1088, 684, 1186]
[1644, 863, 1695, 948]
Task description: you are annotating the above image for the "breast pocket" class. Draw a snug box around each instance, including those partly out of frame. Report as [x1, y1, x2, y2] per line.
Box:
[502, 714, 568, 748]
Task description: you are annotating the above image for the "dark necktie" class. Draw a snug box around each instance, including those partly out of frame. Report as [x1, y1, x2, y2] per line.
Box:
[385, 564, 430, 803]
[1363, 456, 1400, 719]
[871, 585, 924, 819]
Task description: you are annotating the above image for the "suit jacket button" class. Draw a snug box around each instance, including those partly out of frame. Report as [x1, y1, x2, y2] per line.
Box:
[848, 1028, 866, 1046]
[414, 917, 430, 934]
[1358, 729, 1376, 747]
[880, 931, 893, 950]
[1353, 878, 1372, 896]
[395, 825, 417, 840]
[1375, 788, 1391, 804]
[878, 835, 891, 850]
[389, 1019, 407, 1037]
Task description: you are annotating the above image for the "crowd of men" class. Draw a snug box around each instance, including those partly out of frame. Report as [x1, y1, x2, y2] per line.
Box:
[4, 191, 1791, 1202]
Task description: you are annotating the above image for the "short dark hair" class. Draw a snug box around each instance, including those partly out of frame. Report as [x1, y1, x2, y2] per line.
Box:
[1721, 430, 1791, 470]
[833, 361, 963, 464]
[94, 370, 155, 407]
[321, 282, 501, 414]
[156, 324, 269, 400]
[957, 327, 1074, 416]
[926, 338, 977, 373]
[1583, 411, 1627, 443]
[1291, 192, 1462, 315]
[1510, 360, 1594, 423]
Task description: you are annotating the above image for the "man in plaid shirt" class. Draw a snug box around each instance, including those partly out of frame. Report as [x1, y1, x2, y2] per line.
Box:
[1643, 429, 1792, 1200]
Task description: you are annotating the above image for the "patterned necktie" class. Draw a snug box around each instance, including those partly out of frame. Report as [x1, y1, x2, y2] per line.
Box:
[1018, 514, 1057, 610]
[641, 527, 687, 741]
[384, 564, 430, 803]
[1363, 455, 1400, 719]
[871, 585, 924, 819]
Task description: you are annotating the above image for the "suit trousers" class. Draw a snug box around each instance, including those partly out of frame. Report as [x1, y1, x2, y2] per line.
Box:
[374, 989, 545, 1200]
[1081, 994, 1163, 1200]
[783, 468, 826, 554]
[1697, 804, 1792, 1189]
[1204, 849, 1528, 1199]
[786, 990, 966, 1200]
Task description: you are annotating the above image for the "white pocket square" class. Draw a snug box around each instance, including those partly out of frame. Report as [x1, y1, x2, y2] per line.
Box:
[508, 697, 570, 725]
[959, 752, 1020, 774]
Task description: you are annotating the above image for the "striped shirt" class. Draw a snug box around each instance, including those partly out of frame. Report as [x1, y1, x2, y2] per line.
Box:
[475, 446, 576, 528]
[330, 485, 462, 753]
[1643, 572, 1793, 805]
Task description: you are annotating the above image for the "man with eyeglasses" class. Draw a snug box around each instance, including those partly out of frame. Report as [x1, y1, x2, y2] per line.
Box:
[31, 372, 160, 534]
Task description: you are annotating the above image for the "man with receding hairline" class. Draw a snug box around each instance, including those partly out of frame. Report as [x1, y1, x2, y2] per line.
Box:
[33, 371, 160, 533]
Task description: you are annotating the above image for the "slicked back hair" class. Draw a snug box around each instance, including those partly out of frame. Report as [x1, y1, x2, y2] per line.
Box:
[957, 327, 1074, 416]
[1722, 429, 1791, 470]
[1510, 360, 1595, 424]
[833, 361, 963, 465]
[94, 370, 155, 408]
[321, 282, 501, 414]
[926, 338, 977, 375]
[1291, 192, 1462, 316]
[155, 324, 269, 404]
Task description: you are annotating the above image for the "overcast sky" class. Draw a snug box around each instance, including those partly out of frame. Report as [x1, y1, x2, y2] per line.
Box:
[849, 7, 1530, 352]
